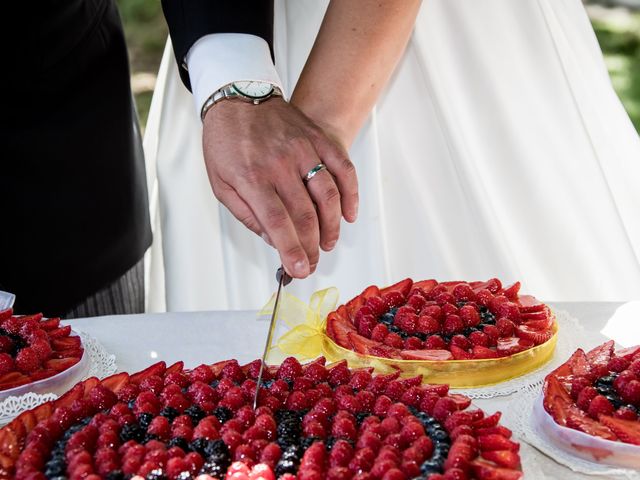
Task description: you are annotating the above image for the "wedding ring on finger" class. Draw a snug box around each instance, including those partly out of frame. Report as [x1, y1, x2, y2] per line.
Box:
[303, 163, 328, 184]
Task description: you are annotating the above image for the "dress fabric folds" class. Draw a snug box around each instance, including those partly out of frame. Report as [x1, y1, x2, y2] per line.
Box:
[144, 0, 640, 312]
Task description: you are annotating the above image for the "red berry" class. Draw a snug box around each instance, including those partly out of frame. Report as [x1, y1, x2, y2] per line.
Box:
[630, 359, 640, 377]
[587, 395, 614, 419]
[432, 397, 458, 422]
[607, 357, 630, 373]
[443, 315, 464, 336]
[452, 284, 475, 302]
[495, 318, 516, 337]
[416, 315, 440, 335]
[15, 347, 41, 373]
[424, 335, 447, 350]
[365, 296, 388, 316]
[31, 339, 53, 362]
[166, 457, 189, 479]
[384, 333, 404, 349]
[383, 292, 405, 309]
[615, 406, 638, 421]
[468, 331, 489, 347]
[450, 335, 471, 351]
[476, 289, 493, 307]
[371, 324, 389, 342]
[0, 353, 15, 375]
[422, 305, 442, 320]
[620, 379, 640, 405]
[458, 305, 480, 328]
[576, 386, 598, 412]
[570, 377, 592, 400]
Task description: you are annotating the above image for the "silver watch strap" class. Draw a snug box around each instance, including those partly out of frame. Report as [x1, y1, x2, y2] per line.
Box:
[200, 83, 282, 122]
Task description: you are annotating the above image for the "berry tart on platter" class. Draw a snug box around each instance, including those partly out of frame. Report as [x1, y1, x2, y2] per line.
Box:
[324, 279, 557, 388]
[0, 309, 87, 399]
[537, 341, 640, 469]
[0, 356, 524, 480]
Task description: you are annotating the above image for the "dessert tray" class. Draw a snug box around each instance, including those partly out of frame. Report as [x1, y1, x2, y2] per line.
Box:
[505, 341, 640, 478]
[0, 357, 523, 479]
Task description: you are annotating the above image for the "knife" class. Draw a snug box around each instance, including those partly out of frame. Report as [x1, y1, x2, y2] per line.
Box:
[253, 266, 292, 409]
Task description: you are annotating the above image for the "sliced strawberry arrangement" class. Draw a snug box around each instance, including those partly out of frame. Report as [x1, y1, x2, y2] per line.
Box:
[0, 308, 83, 391]
[326, 279, 556, 362]
[543, 341, 640, 445]
[0, 357, 522, 479]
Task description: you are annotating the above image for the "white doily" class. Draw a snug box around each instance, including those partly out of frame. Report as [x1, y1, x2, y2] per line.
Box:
[504, 383, 640, 479]
[0, 330, 116, 425]
[451, 309, 586, 399]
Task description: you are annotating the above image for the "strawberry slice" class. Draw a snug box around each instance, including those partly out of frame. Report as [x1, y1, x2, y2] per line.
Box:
[0, 309, 12, 322]
[517, 295, 546, 313]
[471, 459, 523, 479]
[100, 372, 129, 394]
[47, 325, 71, 339]
[52, 348, 84, 359]
[45, 357, 80, 372]
[17, 313, 43, 323]
[326, 313, 355, 349]
[347, 332, 398, 358]
[618, 345, 640, 360]
[451, 345, 473, 360]
[81, 377, 100, 397]
[496, 337, 534, 356]
[565, 405, 617, 441]
[399, 349, 453, 361]
[55, 383, 84, 409]
[473, 412, 501, 429]
[481, 450, 520, 469]
[0, 372, 29, 389]
[522, 315, 553, 331]
[599, 415, 640, 445]
[38, 317, 60, 331]
[472, 346, 500, 359]
[449, 393, 472, 410]
[586, 340, 614, 368]
[567, 349, 591, 378]
[502, 282, 521, 301]
[380, 278, 413, 299]
[166, 361, 185, 375]
[412, 279, 438, 295]
[542, 376, 572, 426]
[519, 310, 550, 322]
[478, 434, 520, 452]
[51, 336, 81, 351]
[515, 325, 553, 345]
[130, 361, 167, 384]
[360, 285, 381, 300]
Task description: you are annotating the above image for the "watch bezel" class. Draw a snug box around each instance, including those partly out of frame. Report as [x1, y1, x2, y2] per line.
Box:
[231, 81, 275, 100]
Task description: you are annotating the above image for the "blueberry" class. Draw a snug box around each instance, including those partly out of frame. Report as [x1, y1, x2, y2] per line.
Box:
[209, 379, 220, 388]
[138, 412, 154, 429]
[119, 422, 144, 443]
[596, 374, 617, 385]
[380, 313, 395, 325]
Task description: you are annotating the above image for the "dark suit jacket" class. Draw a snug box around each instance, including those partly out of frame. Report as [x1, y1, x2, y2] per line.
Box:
[1, 0, 152, 316]
[161, 0, 275, 89]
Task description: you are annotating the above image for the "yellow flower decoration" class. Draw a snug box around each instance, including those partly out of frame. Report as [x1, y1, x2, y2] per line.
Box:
[258, 287, 339, 363]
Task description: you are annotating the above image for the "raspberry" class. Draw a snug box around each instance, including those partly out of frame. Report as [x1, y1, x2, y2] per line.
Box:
[365, 296, 388, 316]
[260, 442, 282, 467]
[371, 459, 398, 478]
[349, 447, 375, 472]
[0, 336, 14, 354]
[286, 391, 308, 410]
[31, 339, 53, 362]
[576, 386, 598, 412]
[458, 305, 480, 328]
[452, 284, 475, 302]
[620, 379, 640, 405]
[332, 417, 357, 441]
[383, 333, 404, 349]
[416, 315, 440, 335]
[615, 406, 638, 421]
[140, 375, 164, 395]
[0, 353, 15, 375]
[399, 422, 424, 444]
[371, 324, 389, 342]
[476, 289, 493, 307]
[381, 467, 405, 480]
[166, 457, 189, 479]
[422, 305, 442, 320]
[15, 347, 41, 374]
[400, 387, 423, 408]
[304, 362, 328, 382]
[468, 331, 489, 347]
[221, 360, 246, 383]
[384, 381, 407, 401]
[395, 313, 417, 334]
[164, 371, 189, 388]
[613, 370, 636, 393]
[189, 364, 215, 384]
[495, 318, 516, 337]
[356, 431, 382, 452]
[450, 335, 471, 351]
[587, 395, 614, 419]
[406, 294, 426, 312]
[338, 394, 361, 414]
[483, 325, 500, 345]
[117, 383, 140, 403]
[328, 363, 352, 386]
[383, 292, 405, 309]
[329, 439, 354, 468]
[435, 293, 456, 306]
[442, 315, 464, 336]
[496, 302, 520, 322]
[348, 370, 372, 391]
[357, 315, 376, 337]
[630, 359, 640, 377]
[441, 304, 458, 317]
[607, 357, 630, 373]
[432, 397, 458, 422]
[424, 335, 447, 350]
[570, 377, 592, 400]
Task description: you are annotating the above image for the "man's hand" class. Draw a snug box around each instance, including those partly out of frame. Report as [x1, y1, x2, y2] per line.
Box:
[202, 97, 358, 278]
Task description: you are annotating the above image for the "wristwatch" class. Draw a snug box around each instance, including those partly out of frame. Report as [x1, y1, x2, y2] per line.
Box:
[200, 81, 283, 121]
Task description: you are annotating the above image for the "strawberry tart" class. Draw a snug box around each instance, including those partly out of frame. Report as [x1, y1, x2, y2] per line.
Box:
[324, 279, 557, 387]
[0, 308, 86, 396]
[538, 341, 640, 468]
[0, 356, 523, 479]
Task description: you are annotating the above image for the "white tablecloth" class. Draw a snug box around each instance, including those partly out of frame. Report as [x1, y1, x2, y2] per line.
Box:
[67, 302, 637, 479]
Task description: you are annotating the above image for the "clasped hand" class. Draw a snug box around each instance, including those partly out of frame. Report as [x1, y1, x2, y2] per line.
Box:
[202, 98, 358, 278]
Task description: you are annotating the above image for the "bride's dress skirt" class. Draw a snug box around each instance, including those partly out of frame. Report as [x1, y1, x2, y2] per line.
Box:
[143, 0, 640, 311]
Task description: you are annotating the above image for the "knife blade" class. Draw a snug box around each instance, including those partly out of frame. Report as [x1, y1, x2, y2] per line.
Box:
[253, 266, 292, 410]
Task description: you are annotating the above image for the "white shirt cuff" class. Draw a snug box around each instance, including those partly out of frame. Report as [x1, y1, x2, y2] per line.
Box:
[186, 33, 284, 118]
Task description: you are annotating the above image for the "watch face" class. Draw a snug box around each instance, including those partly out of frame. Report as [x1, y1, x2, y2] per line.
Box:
[232, 81, 274, 99]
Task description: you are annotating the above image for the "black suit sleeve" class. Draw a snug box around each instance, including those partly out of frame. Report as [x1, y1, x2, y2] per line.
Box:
[161, 0, 274, 90]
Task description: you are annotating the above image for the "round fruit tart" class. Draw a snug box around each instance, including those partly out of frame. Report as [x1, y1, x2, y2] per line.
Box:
[0, 309, 85, 395]
[324, 279, 557, 387]
[0, 356, 523, 480]
[539, 341, 640, 468]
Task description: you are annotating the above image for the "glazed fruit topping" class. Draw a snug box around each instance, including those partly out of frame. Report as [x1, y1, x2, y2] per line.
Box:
[0, 309, 83, 390]
[327, 279, 554, 361]
[544, 341, 640, 445]
[4, 357, 522, 480]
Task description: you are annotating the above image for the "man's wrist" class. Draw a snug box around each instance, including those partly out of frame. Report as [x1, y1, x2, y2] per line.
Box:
[200, 82, 283, 122]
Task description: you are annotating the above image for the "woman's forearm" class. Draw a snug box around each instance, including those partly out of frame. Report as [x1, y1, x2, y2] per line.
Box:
[291, 0, 421, 148]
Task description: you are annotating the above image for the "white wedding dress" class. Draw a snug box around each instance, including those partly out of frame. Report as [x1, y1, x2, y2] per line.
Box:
[143, 0, 640, 313]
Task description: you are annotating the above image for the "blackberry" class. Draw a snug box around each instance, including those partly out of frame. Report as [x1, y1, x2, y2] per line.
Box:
[413, 333, 427, 341]
[146, 469, 168, 480]
[325, 436, 338, 450]
[456, 301, 468, 308]
[275, 445, 303, 477]
[138, 412, 154, 430]
[213, 406, 233, 424]
[200, 461, 226, 478]
[168, 436, 190, 451]
[274, 459, 297, 477]
[177, 473, 192, 480]
[355, 412, 370, 424]
[185, 405, 205, 423]
[301, 436, 322, 449]
[144, 433, 160, 443]
[106, 471, 126, 480]
[190, 438, 229, 458]
[159, 406, 180, 422]
[120, 422, 144, 443]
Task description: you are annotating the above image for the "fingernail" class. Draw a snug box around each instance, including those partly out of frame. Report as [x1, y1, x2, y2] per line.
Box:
[294, 260, 309, 277]
[261, 233, 273, 247]
[325, 241, 336, 251]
